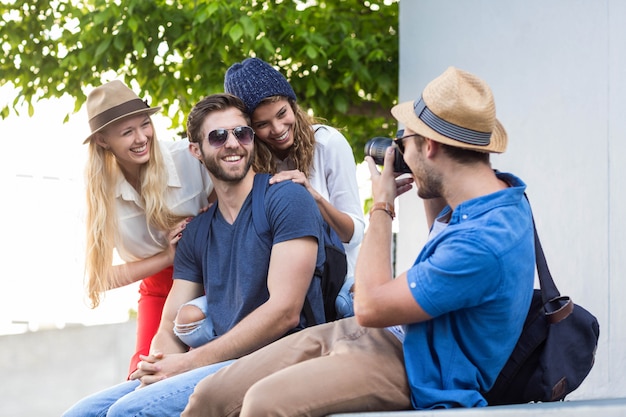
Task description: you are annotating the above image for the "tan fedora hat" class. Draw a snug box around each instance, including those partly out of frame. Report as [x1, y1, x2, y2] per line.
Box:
[83, 80, 161, 144]
[391, 67, 507, 153]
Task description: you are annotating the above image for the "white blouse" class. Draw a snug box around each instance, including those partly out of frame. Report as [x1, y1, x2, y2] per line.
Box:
[114, 139, 213, 262]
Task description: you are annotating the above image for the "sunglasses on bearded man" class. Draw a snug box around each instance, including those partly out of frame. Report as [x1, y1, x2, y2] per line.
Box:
[206, 126, 255, 148]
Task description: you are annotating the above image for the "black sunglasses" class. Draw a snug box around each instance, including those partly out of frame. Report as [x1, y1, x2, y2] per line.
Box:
[394, 129, 421, 154]
[207, 126, 254, 148]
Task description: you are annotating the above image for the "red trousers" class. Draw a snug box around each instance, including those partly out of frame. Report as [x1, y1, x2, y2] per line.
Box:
[127, 265, 174, 378]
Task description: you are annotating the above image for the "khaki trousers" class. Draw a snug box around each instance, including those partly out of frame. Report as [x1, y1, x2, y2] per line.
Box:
[182, 317, 412, 417]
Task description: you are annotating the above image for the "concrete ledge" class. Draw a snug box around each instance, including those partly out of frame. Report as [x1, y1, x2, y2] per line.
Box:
[331, 398, 626, 416]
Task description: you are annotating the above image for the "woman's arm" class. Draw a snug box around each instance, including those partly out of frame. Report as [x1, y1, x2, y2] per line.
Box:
[109, 251, 175, 288]
[312, 195, 355, 243]
[269, 126, 365, 245]
[109, 218, 190, 288]
[315, 127, 366, 245]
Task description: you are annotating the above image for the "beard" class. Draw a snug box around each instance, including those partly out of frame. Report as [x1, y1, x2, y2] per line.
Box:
[201, 147, 254, 183]
[417, 174, 443, 199]
[413, 157, 443, 200]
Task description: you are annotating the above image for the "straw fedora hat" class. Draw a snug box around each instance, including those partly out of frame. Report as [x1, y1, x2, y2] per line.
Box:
[391, 67, 507, 153]
[83, 80, 161, 144]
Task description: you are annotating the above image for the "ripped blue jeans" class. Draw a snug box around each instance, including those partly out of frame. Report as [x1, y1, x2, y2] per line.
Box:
[173, 295, 217, 348]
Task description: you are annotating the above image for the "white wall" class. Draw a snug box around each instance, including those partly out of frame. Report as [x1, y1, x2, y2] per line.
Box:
[0, 322, 135, 417]
[395, 0, 625, 400]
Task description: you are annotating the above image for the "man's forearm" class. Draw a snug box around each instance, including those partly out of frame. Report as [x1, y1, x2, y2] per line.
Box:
[150, 326, 188, 355]
[185, 300, 297, 368]
[355, 209, 394, 292]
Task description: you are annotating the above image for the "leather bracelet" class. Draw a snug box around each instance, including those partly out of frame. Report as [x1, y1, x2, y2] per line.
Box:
[369, 202, 395, 220]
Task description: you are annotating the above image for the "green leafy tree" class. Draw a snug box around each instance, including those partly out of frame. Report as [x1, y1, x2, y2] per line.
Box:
[0, 0, 398, 160]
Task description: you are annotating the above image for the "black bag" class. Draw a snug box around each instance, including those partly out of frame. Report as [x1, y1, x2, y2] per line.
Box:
[313, 222, 348, 322]
[484, 217, 600, 405]
[252, 173, 348, 324]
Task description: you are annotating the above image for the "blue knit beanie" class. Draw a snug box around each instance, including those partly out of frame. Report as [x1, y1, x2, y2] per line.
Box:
[224, 58, 297, 114]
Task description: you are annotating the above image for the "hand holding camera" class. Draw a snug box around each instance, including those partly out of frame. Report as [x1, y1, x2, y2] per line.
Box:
[364, 136, 415, 209]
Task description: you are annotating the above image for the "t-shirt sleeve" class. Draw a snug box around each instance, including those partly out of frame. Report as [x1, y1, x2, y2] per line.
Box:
[264, 181, 325, 267]
[173, 214, 207, 284]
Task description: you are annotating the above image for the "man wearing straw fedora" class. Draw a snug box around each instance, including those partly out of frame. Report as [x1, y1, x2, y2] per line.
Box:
[181, 67, 536, 416]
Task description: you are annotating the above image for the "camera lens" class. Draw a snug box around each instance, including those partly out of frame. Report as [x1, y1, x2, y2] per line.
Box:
[364, 137, 393, 166]
[364, 137, 412, 174]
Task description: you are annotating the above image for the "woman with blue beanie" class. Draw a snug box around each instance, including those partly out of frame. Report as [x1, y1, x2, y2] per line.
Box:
[224, 57, 365, 285]
[172, 58, 364, 346]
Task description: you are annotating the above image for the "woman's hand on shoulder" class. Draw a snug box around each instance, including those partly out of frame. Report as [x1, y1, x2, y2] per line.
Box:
[269, 169, 321, 201]
[164, 217, 193, 263]
[198, 201, 214, 214]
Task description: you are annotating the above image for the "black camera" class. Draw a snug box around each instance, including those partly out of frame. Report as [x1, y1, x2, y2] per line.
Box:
[364, 137, 411, 174]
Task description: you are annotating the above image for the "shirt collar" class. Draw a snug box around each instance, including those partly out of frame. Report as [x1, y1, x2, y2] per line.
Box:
[442, 171, 527, 225]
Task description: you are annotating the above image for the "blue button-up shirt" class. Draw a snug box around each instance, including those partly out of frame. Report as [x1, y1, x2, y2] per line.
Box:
[403, 172, 535, 409]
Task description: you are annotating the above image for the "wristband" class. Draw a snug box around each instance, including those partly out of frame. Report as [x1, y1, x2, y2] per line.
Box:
[369, 202, 395, 220]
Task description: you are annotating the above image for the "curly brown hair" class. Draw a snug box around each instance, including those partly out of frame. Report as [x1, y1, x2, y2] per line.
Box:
[251, 97, 320, 178]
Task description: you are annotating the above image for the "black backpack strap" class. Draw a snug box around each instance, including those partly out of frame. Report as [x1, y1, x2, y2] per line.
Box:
[526, 194, 573, 322]
[195, 201, 219, 268]
[251, 173, 271, 239]
[531, 215, 559, 302]
[302, 296, 317, 326]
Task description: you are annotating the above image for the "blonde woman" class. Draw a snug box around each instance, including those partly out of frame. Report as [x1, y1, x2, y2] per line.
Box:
[82, 80, 213, 376]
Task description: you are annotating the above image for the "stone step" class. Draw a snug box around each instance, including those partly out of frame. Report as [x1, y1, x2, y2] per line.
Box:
[331, 398, 626, 417]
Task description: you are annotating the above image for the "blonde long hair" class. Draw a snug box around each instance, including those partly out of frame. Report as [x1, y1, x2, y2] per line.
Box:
[252, 97, 318, 178]
[84, 125, 185, 308]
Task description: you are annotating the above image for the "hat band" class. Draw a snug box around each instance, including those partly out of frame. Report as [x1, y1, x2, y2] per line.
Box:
[413, 97, 491, 146]
[89, 99, 150, 132]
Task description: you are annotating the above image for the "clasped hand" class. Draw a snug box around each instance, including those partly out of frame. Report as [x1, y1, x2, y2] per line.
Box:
[129, 351, 190, 388]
